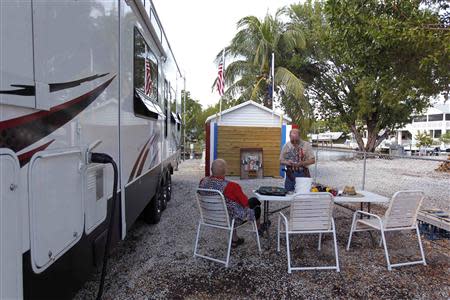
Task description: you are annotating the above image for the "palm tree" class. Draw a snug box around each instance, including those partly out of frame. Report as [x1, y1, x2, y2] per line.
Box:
[215, 10, 307, 108]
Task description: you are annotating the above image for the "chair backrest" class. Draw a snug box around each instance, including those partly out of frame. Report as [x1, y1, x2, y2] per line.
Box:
[383, 190, 424, 229]
[289, 192, 334, 231]
[196, 188, 230, 228]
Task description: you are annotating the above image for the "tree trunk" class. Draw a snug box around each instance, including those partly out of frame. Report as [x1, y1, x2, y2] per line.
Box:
[375, 129, 391, 149]
[366, 127, 391, 152]
[350, 124, 365, 151]
[365, 130, 378, 152]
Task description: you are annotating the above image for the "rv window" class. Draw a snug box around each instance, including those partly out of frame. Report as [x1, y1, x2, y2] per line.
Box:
[176, 113, 182, 131]
[446, 114, 450, 121]
[164, 80, 169, 103]
[170, 87, 176, 112]
[164, 83, 170, 137]
[171, 112, 181, 124]
[134, 27, 159, 119]
[134, 90, 159, 119]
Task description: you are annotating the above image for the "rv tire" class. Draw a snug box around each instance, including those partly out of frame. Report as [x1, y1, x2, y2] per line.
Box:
[160, 176, 168, 211]
[166, 173, 172, 202]
[143, 189, 162, 224]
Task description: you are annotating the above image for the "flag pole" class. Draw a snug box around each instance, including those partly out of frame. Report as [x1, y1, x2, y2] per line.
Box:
[219, 48, 225, 123]
[183, 75, 186, 161]
[271, 52, 275, 118]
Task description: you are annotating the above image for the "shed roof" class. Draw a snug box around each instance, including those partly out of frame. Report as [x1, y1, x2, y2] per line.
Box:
[205, 100, 292, 123]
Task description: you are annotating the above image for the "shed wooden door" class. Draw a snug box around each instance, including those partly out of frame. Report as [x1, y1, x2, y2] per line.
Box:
[217, 126, 281, 177]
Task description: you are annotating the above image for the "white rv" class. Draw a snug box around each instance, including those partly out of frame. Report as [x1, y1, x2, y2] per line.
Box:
[0, 0, 182, 298]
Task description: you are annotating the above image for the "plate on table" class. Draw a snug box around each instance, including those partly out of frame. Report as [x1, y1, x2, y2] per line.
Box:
[256, 186, 288, 196]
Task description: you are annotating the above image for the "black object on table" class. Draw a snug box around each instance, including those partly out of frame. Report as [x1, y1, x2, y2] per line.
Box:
[255, 186, 290, 234]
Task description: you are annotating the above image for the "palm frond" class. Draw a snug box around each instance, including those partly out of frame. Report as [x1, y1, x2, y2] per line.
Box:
[250, 76, 267, 100]
[275, 66, 305, 101]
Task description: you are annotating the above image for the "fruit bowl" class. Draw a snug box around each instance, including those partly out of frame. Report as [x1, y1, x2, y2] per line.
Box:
[310, 183, 338, 196]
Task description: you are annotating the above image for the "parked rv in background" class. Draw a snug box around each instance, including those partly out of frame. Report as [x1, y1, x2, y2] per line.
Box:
[0, 0, 182, 299]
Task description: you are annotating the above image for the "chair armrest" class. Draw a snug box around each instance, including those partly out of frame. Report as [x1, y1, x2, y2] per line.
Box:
[354, 210, 384, 228]
[279, 212, 289, 226]
[354, 210, 382, 220]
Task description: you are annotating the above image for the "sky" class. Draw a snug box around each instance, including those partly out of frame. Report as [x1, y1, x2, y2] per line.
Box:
[152, 0, 298, 108]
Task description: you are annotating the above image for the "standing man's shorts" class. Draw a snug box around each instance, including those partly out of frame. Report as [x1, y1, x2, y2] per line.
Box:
[284, 169, 306, 192]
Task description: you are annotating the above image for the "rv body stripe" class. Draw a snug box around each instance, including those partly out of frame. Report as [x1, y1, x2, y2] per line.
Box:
[128, 137, 152, 182]
[136, 148, 150, 178]
[0, 76, 115, 154]
[0, 84, 35, 96]
[17, 140, 55, 167]
[49, 73, 109, 92]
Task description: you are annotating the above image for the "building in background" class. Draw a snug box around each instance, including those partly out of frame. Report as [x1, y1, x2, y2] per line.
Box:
[397, 102, 450, 150]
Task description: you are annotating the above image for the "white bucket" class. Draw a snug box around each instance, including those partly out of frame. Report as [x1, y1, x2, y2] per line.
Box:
[295, 177, 313, 194]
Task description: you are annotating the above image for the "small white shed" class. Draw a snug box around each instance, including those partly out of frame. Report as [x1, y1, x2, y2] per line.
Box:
[204, 100, 292, 177]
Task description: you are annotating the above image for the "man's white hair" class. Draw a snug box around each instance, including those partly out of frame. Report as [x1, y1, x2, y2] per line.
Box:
[211, 159, 227, 176]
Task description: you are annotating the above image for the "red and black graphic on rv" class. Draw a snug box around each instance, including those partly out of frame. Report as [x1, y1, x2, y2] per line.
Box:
[0, 76, 115, 167]
[128, 132, 160, 183]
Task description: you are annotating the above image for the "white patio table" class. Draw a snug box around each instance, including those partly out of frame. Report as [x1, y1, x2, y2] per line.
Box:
[254, 190, 389, 230]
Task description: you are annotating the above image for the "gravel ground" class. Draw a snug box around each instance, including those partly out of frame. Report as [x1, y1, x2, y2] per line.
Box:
[313, 156, 450, 211]
[75, 159, 450, 300]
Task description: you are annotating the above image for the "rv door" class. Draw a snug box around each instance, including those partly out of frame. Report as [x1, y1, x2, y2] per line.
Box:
[0, 0, 36, 108]
[28, 148, 85, 273]
[0, 149, 22, 299]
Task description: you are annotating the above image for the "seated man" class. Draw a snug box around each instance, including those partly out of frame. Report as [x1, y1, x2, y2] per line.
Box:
[198, 159, 261, 247]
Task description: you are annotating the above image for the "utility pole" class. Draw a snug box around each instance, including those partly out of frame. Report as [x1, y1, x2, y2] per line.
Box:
[183, 75, 186, 161]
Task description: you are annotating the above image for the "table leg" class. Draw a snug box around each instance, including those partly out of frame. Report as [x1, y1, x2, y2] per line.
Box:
[262, 201, 271, 250]
[368, 202, 371, 214]
[360, 202, 363, 219]
[263, 201, 269, 225]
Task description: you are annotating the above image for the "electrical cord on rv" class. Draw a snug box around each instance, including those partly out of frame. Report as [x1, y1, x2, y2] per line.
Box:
[90, 153, 118, 300]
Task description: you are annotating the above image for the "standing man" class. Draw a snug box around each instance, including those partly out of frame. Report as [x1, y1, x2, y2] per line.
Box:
[280, 128, 315, 191]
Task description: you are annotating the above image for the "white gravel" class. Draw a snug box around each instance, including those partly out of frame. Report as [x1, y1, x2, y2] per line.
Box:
[75, 159, 450, 300]
[313, 156, 450, 211]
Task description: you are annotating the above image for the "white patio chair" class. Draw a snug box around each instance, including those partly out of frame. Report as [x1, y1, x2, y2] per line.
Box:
[277, 192, 340, 273]
[346, 190, 427, 271]
[193, 188, 261, 267]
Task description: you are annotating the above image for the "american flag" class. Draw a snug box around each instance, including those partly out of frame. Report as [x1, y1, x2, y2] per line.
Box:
[216, 58, 224, 96]
[145, 58, 152, 95]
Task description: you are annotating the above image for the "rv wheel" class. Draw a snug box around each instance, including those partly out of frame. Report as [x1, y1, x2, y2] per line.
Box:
[166, 173, 172, 202]
[160, 177, 168, 211]
[143, 190, 162, 224]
